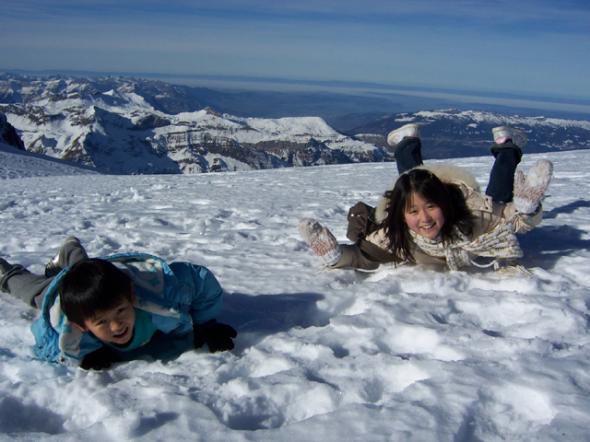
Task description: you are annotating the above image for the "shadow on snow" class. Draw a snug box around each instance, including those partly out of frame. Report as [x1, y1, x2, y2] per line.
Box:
[122, 291, 328, 362]
[520, 223, 590, 269]
[220, 291, 329, 352]
[542, 199, 590, 219]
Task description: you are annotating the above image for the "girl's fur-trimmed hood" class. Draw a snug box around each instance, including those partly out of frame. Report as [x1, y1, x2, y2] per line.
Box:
[374, 164, 481, 223]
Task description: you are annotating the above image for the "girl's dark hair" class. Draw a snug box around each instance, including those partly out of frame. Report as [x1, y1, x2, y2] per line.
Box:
[59, 258, 133, 326]
[383, 168, 474, 263]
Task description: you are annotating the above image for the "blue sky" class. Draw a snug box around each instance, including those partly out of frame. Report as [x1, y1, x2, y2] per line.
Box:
[1, 0, 589, 100]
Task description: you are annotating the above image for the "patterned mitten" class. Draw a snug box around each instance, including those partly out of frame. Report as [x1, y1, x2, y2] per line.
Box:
[298, 218, 342, 266]
[513, 159, 554, 214]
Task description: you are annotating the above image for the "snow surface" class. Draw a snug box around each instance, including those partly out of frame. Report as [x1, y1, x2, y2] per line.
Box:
[0, 143, 96, 180]
[1, 148, 590, 441]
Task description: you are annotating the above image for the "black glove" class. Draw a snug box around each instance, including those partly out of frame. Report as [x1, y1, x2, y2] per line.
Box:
[193, 320, 237, 353]
[80, 346, 120, 370]
[346, 201, 377, 243]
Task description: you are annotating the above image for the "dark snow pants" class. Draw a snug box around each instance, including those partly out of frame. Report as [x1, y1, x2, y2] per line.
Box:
[0, 237, 88, 308]
[394, 136, 522, 203]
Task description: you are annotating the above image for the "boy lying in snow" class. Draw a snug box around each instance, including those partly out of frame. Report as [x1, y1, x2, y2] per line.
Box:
[0, 237, 237, 369]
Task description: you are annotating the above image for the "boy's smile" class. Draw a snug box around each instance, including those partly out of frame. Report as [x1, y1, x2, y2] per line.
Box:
[81, 298, 136, 345]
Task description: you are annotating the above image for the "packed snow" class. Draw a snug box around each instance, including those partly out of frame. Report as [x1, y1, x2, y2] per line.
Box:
[0, 147, 589, 441]
[0, 143, 96, 180]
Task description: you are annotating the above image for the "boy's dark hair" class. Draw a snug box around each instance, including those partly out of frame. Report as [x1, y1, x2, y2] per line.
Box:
[59, 258, 133, 326]
[383, 168, 474, 263]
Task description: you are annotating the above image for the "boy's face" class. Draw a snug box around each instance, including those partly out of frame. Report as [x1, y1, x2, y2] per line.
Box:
[80, 297, 135, 345]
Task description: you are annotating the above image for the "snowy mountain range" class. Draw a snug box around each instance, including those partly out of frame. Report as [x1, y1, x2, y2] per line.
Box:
[1, 73, 589, 174]
[351, 109, 590, 159]
[0, 74, 392, 174]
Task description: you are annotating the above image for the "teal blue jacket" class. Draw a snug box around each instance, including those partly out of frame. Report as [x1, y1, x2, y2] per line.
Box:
[31, 253, 224, 366]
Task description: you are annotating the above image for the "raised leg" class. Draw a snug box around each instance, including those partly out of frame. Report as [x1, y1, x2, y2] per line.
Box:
[387, 124, 423, 175]
[393, 137, 424, 175]
[1, 237, 89, 308]
[485, 132, 524, 203]
[0, 259, 50, 308]
[45, 236, 89, 277]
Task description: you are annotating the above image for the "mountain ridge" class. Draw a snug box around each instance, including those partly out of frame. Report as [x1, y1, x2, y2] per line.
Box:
[1, 73, 589, 174]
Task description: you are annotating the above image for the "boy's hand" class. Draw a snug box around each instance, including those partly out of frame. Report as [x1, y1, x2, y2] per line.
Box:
[193, 320, 237, 352]
[80, 346, 120, 370]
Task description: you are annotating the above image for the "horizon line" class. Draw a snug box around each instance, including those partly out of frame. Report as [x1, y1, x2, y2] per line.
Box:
[2, 67, 590, 117]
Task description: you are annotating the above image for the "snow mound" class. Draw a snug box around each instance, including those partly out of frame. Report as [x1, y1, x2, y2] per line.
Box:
[0, 142, 96, 180]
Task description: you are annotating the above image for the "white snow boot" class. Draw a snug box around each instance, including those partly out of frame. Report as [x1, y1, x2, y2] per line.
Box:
[387, 123, 420, 147]
[492, 126, 528, 148]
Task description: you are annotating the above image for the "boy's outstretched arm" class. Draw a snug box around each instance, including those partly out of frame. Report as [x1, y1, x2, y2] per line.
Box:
[169, 262, 238, 352]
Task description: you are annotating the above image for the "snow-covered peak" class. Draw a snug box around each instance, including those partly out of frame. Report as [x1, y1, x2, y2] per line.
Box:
[1, 75, 386, 174]
[2, 74, 589, 175]
[243, 116, 336, 138]
[411, 109, 590, 130]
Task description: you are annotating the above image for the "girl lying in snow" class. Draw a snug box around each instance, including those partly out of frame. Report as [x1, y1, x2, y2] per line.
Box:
[299, 124, 553, 272]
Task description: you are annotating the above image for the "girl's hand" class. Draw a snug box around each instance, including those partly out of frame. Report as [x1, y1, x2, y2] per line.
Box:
[513, 159, 553, 214]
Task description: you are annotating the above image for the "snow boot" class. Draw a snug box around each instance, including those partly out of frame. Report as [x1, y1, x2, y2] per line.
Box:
[0, 258, 14, 291]
[0, 258, 12, 281]
[387, 123, 420, 147]
[492, 126, 528, 148]
[45, 236, 84, 277]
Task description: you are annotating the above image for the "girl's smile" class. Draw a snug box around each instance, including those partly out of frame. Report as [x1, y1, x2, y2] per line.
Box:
[404, 192, 445, 240]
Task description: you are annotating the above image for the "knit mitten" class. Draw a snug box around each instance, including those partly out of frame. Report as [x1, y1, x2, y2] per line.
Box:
[513, 159, 554, 214]
[298, 218, 342, 267]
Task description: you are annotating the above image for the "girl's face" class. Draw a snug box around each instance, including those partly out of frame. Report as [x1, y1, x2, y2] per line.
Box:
[404, 192, 445, 240]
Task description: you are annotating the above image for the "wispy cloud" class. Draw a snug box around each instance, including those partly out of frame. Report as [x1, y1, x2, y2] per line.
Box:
[0, 0, 588, 99]
[3, 0, 590, 30]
